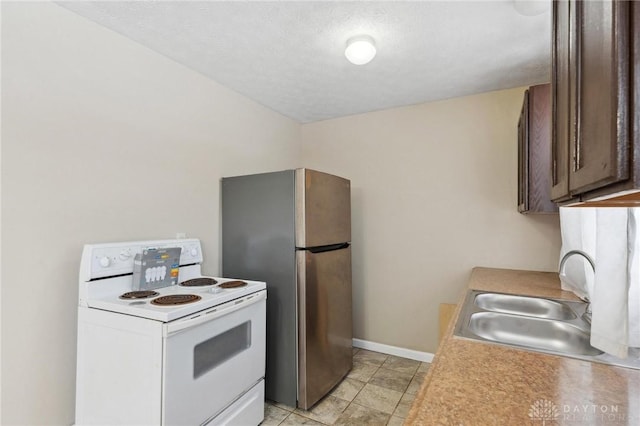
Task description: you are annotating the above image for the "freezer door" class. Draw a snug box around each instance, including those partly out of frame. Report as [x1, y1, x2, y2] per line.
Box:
[297, 245, 353, 409]
[295, 169, 351, 248]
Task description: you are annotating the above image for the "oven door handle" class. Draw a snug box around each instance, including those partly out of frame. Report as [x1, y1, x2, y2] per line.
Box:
[164, 290, 266, 337]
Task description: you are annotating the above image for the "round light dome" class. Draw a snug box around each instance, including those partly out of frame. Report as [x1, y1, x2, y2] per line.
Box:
[513, 0, 549, 16]
[345, 35, 377, 65]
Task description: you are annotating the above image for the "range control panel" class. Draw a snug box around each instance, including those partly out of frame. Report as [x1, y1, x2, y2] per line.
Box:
[81, 238, 203, 281]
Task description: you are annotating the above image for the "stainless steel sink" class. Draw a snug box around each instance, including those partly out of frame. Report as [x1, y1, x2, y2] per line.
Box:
[453, 290, 640, 369]
[474, 292, 577, 320]
[468, 312, 601, 356]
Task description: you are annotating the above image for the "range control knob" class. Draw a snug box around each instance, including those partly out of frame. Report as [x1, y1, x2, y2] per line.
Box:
[119, 249, 132, 261]
[99, 256, 111, 268]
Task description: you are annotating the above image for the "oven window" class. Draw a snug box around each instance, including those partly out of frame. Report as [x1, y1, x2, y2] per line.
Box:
[193, 321, 251, 379]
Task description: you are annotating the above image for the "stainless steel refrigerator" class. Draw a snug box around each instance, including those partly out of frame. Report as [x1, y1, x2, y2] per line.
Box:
[221, 168, 352, 409]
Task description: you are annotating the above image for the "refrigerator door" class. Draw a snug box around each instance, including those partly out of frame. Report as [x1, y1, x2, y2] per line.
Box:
[296, 169, 351, 248]
[296, 245, 353, 409]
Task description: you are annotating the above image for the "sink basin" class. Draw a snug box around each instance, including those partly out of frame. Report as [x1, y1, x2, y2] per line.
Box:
[468, 311, 602, 356]
[474, 292, 577, 320]
[454, 290, 640, 369]
[451, 290, 640, 369]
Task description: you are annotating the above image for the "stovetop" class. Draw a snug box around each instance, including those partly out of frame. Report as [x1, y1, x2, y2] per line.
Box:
[79, 238, 266, 322]
[86, 276, 266, 322]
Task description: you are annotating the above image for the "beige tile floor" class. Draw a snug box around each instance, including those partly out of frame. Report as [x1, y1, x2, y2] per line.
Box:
[262, 348, 430, 425]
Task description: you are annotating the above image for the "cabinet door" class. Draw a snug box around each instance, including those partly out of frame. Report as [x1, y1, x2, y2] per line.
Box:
[551, 0, 572, 201]
[519, 85, 558, 213]
[527, 85, 558, 213]
[518, 90, 529, 212]
[569, 0, 630, 194]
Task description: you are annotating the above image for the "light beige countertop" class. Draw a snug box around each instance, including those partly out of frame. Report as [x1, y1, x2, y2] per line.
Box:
[405, 267, 640, 425]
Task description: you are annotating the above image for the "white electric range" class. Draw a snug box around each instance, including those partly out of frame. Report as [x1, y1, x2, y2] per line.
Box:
[75, 238, 266, 426]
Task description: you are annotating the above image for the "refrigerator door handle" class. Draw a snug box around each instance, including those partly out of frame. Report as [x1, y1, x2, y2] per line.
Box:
[302, 243, 350, 254]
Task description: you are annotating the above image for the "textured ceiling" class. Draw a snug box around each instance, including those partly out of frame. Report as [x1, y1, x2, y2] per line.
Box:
[56, 1, 551, 123]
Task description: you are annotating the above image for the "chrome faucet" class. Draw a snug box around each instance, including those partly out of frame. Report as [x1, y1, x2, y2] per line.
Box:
[559, 250, 595, 324]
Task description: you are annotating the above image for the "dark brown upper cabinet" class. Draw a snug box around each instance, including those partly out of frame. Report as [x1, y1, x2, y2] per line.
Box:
[551, 0, 639, 203]
[518, 84, 558, 214]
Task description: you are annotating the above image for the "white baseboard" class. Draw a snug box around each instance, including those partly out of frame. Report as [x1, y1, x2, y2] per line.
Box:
[352, 338, 434, 363]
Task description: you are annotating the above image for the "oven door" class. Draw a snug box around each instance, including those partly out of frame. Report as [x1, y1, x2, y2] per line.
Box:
[161, 290, 266, 426]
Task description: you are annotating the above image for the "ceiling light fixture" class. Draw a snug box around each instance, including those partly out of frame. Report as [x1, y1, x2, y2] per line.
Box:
[345, 35, 377, 65]
[512, 0, 549, 16]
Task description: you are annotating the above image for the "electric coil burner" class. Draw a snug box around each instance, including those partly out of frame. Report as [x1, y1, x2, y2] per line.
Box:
[119, 290, 159, 300]
[219, 280, 248, 289]
[150, 294, 202, 306]
[180, 277, 218, 287]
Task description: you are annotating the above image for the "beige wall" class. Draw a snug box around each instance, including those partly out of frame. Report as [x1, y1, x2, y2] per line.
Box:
[300, 88, 561, 354]
[1, 3, 300, 424]
[2, 3, 563, 425]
